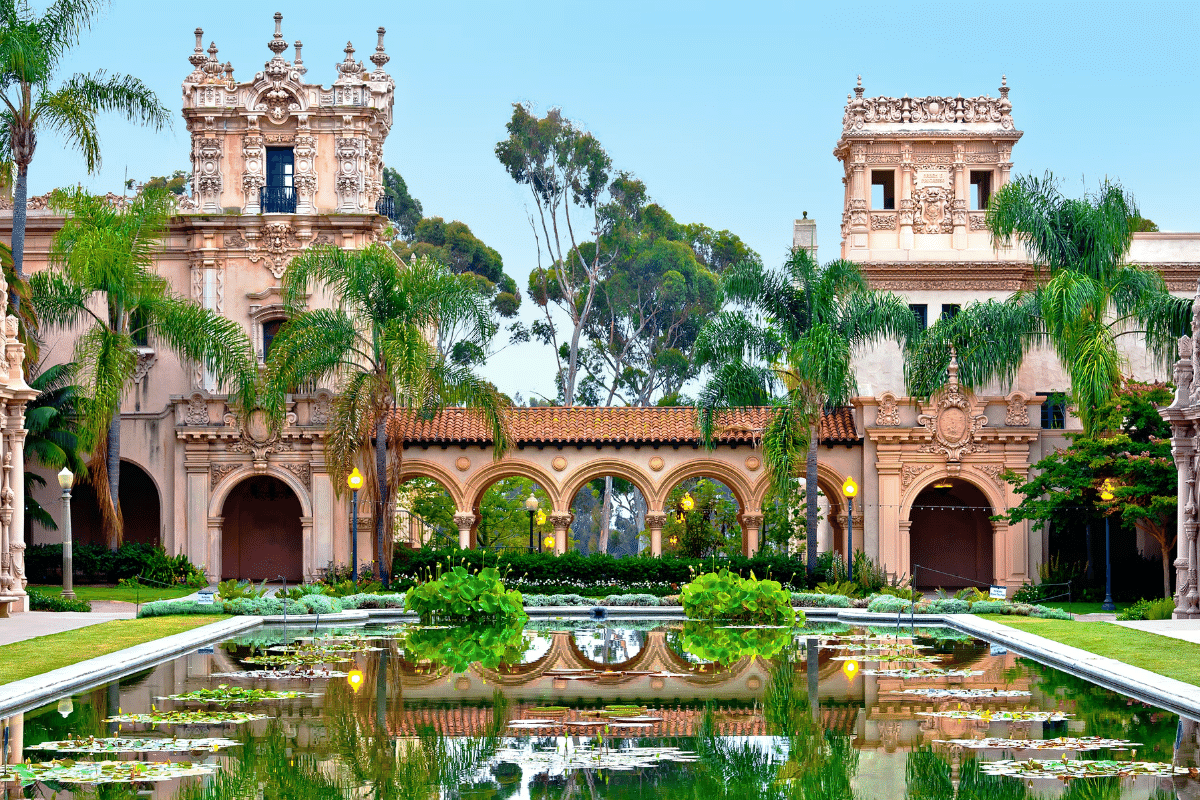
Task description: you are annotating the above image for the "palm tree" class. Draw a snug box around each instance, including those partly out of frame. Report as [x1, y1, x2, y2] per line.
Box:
[0, 0, 171, 289]
[31, 188, 256, 549]
[904, 173, 1188, 437]
[696, 249, 917, 576]
[23, 360, 86, 533]
[266, 246, 509, 588]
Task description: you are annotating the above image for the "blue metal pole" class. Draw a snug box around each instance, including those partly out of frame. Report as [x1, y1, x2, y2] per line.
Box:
[1102, 514, 1115, 612]
[846, 496, 854, 583]
[351, 488, 359, 582]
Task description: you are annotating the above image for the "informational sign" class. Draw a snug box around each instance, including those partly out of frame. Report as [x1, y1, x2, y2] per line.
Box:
[989, 585, 1008, 600]
[989, 643, 1008, 657]
[197, 590, 215, 606]
[196, 646, 214, 655]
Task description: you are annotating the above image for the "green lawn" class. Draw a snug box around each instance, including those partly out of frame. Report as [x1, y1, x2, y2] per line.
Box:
[981, 615, 1200, 686]
[1036, 600, 1132, 615]
[0, 615, 230, 683]
[29, 583, 196, 604]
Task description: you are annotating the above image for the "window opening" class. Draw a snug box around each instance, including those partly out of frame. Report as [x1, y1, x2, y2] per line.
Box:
[970, 171, 992, 211]
[871, 170, 896, 210]
[909, 303, 928, 330]
[262, 148, 296, 213]
[262, 319, 284, 361]
[940, 303, 960, 321]
[129, 307, 150, 347]
[1037, 392, 1066, 430]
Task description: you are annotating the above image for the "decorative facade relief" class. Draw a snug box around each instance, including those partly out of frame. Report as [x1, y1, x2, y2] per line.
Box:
[916, 351, 989, 461]
[842, 75, 1015, 132]
[875, 392, 902, 426]
[1161, 281, 1200, 618]
[1004, 392, 1030, 426]
[210, 461, 243, 489]
[974, 463, 1006, 488]
[870, 214, 896, 231]
[280, 461, 313, 491]
[902, 464, 932, 488]
[912, 186, 953, 233]
[247, 222, 300, 278]
[183, 392, 211, 426]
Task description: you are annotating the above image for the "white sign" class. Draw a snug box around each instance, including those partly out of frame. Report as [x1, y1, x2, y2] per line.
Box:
[989, 643, 1008, 656]
[197, 590, 215, 606]
[989, 585, 1008, 600]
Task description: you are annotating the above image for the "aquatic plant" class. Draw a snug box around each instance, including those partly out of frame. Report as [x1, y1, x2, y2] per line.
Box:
[404, 564, 526, 623]
[402, 618, 530, 672]
[6, 759, 217, 784]
[165, 685, 310, 704]
[680, 621, 793, 665]
[933, 736, 1138, 751]
[916, 710, 1072, 722]
[104, 710, 268, 725]
[30, 736, 241, 753]
[982, 759, 1194, 779]
[681, 569, 797, 624]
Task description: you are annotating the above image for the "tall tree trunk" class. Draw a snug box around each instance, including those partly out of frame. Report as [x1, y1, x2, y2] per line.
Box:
[11, 163, 28, 314]
[106, 416, 121, 552]
[375, 418, 389, 588]
[597, 476, 613, 554]
[805, 425, 819, 578]
[1163, 540, 1173, 600]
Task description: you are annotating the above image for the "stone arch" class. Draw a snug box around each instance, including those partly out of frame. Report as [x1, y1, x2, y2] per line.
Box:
[219, 473, 305, 581]
[463, 459, 563, 512]
[69, 458, 163, 547]
[396, 459, 468, 510]
[751, 462, 850, 557]
[902, 470, 1000, 589]
[653, 459, 755, 512]
[560, 460, 656, 518]
[208, 465, 314, 518]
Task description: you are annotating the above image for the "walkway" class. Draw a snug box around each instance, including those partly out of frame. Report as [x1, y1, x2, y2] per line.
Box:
[1112, 617, 1200, 644]
[0, 607, 137, 647]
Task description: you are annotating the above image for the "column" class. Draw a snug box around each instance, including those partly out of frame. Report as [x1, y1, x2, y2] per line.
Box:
[898, 143, 914, 250]
[311, 471, 334, 572]
[741, 512, 763, 557]
[206, 516, 223, 583]
[185, 458, 210, 581]
[300, 516, 314, 581]
[644, 512, 666, 557]
[952, 144, 968, 250]
[877, 463, 904, 580]
[453, 512, 475, 550]
[550, 512, 572, 556]
[7, 409, 28, 604]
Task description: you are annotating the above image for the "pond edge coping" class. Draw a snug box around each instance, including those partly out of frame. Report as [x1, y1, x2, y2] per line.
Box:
[4, 608, 1198, 723]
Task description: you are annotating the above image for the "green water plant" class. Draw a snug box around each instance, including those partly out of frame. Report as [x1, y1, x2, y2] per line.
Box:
[402, 618, 530, 672]
[166, 685, 309, 704]
[104, 710, 268, 725]
[6, 759, 216, 784]
[31, 736, 241, 753]
[681, 568, 797, 624]
[404, 563, 526, 623]
[680, 621, 793, 664]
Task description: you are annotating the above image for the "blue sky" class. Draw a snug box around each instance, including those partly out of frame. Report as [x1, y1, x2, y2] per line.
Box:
[33, 0, 1200, 400]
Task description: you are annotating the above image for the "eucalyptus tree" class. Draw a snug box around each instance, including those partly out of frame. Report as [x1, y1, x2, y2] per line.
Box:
[904, 174, 1188, 437]
[696, 249, 917, 575]
[266, 246, 508, 587]
[0, 0, 170, 286]
[32, 188, 256, 548]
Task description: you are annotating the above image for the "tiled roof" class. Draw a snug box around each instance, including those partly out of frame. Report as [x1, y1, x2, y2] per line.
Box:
[393, 406, 859, 446]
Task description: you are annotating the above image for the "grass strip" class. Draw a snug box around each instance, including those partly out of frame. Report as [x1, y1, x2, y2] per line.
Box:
[980, 615, 1200, 687]
[29, 584, 197, 604]
[1036, 601, 1132, 615]
[0, 615, 230, 683]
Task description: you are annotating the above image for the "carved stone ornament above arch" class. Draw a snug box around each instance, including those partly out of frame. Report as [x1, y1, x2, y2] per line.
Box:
[1004, 391, 1030, 427]
[875, 392, 902, 426]
[915, 351, 988, 462]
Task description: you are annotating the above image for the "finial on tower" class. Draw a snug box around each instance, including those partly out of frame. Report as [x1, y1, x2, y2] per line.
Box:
[370, 26, 390, 75]
[999, 74, 1009, 99]
[293, 40, 306, 74]
[267, 11, 288, 59]
[854, 74, 864, 99]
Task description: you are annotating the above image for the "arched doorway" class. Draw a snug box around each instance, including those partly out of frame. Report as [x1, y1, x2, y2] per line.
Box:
[69, 460, 162, 547]
[221, 475, 303, 581]
[909, 478, 993, 590]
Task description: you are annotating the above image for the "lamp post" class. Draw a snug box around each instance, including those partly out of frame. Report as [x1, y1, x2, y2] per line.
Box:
[1100, 478, 1116, 612]
[841, 477, 858, 583]
[525, 493, 539, 553]
[58, 467, 76, 600]
[347, 468, 364, 581]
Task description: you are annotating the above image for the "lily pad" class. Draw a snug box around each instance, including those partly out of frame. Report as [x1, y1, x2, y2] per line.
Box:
[165, 685, 312, 704]
[934, 737, 1139, 751]
[210, 668, 348, 680]
[863, 668, 984, 678]
[896, 688, 1032, 699]
[105, 710, 269, 725]
[980, 759, 1193, 779]
[30, 737, 241, 753]
[492, 745, 698, 771]
[916, 710, 1071, 722]
[6, 759, 217, 784]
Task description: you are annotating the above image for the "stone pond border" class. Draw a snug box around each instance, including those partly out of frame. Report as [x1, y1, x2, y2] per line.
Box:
[3, 608, 1198, 722]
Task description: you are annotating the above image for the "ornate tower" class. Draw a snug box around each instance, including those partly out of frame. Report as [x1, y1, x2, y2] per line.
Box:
[833, 76, 1020, 260]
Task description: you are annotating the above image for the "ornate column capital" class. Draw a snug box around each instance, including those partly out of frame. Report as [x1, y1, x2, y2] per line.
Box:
[549, 511, 573, 530]
[452, 512, 476, 530]
[644, 512, 667, 529]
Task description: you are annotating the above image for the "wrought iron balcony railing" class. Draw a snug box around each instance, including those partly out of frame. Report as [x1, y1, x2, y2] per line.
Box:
[260, 185, 297, 214]
[375, 195, 397, 222]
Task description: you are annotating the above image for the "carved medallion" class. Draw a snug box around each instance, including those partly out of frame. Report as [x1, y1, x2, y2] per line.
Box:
[875, 392, 902, 426]
[648, 456, 664, 472]
[744, 456, 761, 471]
[916, 350, 988, 462]
[551, 456, 567, 471]
[455, 457, 471, 472]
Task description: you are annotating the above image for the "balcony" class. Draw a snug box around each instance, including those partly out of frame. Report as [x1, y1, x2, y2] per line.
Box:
[375, 195, 397, 222]
[260, 185, 297, 214]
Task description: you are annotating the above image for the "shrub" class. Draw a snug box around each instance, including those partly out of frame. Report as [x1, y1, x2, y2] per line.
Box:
[791, 592, 851, 608]
[917, 598, 969, 615]
[217, 579, 269, 601]
[680, 621, 798, 664]
[813, 580, 861, 598]
[27, 588, 91, 612]
[681, 569, 796, 624]
[1117, 597, 1176, 621]
[401, 619, 529, 672]
[1030, 605, 1074, 620]
[404, 564, 525, 622]
[600, 594, 660, 607]
[138, 599, 222, 618]
[660, 594, 681, 606]
[26, 542, 206, 586]
[968, 600, 1007, 614]
[339, 593, 404, 610]
[867, 595, 913, 614]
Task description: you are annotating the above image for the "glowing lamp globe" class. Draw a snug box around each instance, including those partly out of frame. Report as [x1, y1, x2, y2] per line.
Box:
[841, 659, 859, 680]
[524, 493, 539, 512]
[841, 477, 858, 499]
[680, 493, 695, 512]
[1099, 478, 1115, 502]
[57, 467, 74, 491]
[543, 536, 555, 550]
[347, 468, 364, 491]
[347, 669, 365, 693]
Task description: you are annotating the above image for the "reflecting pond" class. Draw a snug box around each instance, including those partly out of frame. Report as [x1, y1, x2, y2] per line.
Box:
[2, 620, 1195, 798]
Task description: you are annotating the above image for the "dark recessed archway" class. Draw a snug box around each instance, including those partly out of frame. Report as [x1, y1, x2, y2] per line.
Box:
[69, 460, 162, 548]
[909, 478, 994, 590]
[221, 475, 303, 581]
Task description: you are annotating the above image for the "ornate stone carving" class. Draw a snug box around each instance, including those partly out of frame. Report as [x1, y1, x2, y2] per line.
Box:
[875, 392, 902, 426]
[551, 456, 567, 471]
[842, 76, 1015, 132]
[183, 392, 210, 426]
[280, 461, 312, 490]
[1004, 392, 1030, 426]
[247, 222, 299, 278]
[310, 392, 332, 425]
[454, 457, 470, 471]
[974, 463, 1006, 488]
[870, 213, 896, 231]
[210, 461, 243, 489]
[227, 409, 293, 467]
[739, 512, 765, 528]
[951, 198, 968, 227]
[644, 512, 667, 529]
[902, 464, 932, 488]
[549, 511, 573, 530]
[744, 456, 760, 471]
[224, 230, 248, 248]
[649, 456, 664, 471]
[132, 347, 157, 384]
[916, 350, 989, 461]
[969, 213, 988, 230]
[453, 512, 476, 530]
[912, 186, 953, 233]
[847, 198, 868, 228]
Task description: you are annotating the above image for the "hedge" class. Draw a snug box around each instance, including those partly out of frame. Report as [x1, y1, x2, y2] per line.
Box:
[791, 592, 852, 608]
[26, 542, 205, 586]
[392, 549, 808, 590]
[137, 593, 404, 618]
[27, 587, 91, 613]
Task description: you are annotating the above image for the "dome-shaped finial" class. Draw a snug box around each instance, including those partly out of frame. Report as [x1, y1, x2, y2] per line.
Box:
[293, 40, 306, 74]
[802, 211, 808, 219]
[188, 28, 207, 73]
[267, 11, 288, 59]
[370, 26, 390, 75]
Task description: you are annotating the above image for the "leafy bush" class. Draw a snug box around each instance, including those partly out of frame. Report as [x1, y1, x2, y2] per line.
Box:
[26, 543, 205, 586]
[954, 587, 989, 603]
[281, 583, 333, 600]
[523, 594, 593, 607]
[660, 594, 681, 605]
[813, 580, 861, 598]
[600, 594, 660, 606]
[393, 548, 808, 591]
[877, 585, 920, 602]
[401, 619, 529, 672]
[680, 621, 797, 664]
[138, 599, 222, 618]
[791, 592, 851, 608]
[1117, 597, 1176, 621]
[217, 579, 269, 601]
[867, 595, 913, 614]
[1030, 605, 1074, 620]
[681, 569, 796, 624]
[404, 564, 525, 622]
[27, 588, 91, 612]
[968, 600, 1007, 614]
[339, 593, 404, 610]
[916, 598, 970, 614]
